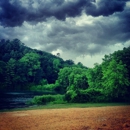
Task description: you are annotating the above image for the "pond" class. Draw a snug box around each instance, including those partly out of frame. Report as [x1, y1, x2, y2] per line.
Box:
[0, 91, 52, 110]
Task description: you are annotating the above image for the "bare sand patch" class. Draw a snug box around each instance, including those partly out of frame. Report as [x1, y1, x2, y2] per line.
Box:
[0, 106, 130, 130]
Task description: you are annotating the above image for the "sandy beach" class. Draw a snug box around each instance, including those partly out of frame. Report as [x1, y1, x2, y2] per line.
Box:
[0, 106, 130, 130]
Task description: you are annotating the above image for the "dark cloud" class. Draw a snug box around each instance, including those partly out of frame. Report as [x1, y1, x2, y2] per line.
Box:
[0, 0, 130, 61]
[85, 0, 126, 17]
[0, 0, 128, 27]
[0, 0, 27, 27]
[1, 6, 129, 56]
[118, 9, 130, 33]
[42, 4, 130, 54]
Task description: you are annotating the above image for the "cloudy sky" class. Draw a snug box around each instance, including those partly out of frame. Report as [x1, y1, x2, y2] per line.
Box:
[0, 0, 130, 67]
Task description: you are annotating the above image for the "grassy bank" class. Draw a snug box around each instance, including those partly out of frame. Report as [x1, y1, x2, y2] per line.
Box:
[0, 103, 130, 112]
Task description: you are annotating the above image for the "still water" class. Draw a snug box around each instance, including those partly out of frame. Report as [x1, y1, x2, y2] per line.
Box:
[0, 91, 47, 110]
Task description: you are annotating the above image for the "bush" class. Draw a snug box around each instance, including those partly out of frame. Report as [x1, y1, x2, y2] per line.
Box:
[65, 88, 106, 103]
[52, 95, 66, 104]
[31, 96, 46, 105]
[30, 94, 65, 105]
[83, 88, 105, 102]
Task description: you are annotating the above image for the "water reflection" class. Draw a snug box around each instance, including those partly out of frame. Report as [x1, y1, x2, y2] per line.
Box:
[0, 91, 50, 110]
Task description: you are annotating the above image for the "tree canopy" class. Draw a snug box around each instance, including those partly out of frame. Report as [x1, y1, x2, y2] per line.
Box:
[0, 39, 130, 103]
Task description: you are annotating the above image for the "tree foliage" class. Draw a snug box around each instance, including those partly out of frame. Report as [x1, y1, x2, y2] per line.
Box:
[0, 39, 86, 91]
[0, 39, 130, 103]
[102, 59, 130, 101]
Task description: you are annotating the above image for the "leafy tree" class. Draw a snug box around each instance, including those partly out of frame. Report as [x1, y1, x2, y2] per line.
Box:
[4, 58, 20, 90]
[56, 67, 72, 93]
[57, 67, 89, 102]
[112, 47, 130, 83]
[102, 59, 130, 101]
[19, 52, 41, 84]
[53, 59, 62, 71]
[68, 69, 88, 91]
[57, 67, 88, 92]
[87, 63, 103, 88]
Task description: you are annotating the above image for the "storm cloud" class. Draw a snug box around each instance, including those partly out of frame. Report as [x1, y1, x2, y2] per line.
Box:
[0, 0, 128, 27]
[0, 0, 130, 67]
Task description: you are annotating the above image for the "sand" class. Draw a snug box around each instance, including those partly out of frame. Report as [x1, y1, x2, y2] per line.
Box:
[0, 106, 130, 130]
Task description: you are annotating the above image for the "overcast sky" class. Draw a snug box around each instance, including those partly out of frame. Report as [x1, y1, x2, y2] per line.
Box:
[0, 0, 130, 67]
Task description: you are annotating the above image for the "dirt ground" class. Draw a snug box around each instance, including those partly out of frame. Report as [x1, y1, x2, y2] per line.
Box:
[0, 106, 130, 130]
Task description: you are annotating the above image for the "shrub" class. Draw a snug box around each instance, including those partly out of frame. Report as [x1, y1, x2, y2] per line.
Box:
[30, 94, 65, 105]
[65, 88, 106, 103]
[52, 95, 66, 104]
[83, 88, 104, 102]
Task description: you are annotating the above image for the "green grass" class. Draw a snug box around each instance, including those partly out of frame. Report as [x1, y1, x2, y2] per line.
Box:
[0, 102, 130, 112]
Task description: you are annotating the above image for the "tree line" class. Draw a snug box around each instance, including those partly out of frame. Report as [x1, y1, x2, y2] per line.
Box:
[0, 39, 85, 90]
[0, 39, 130, 103]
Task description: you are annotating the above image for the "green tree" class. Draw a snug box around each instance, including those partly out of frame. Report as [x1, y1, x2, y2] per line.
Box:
[56, 67, 72, 92]
[19, 52, 41, 84]
[56, 67, 88, 102]
[87, 63, 103, 88]
[102, 59, 130, 101]
[68, 69, 88, 91]
[53, 59, 62, 72]
[5, 58, 20, 90]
